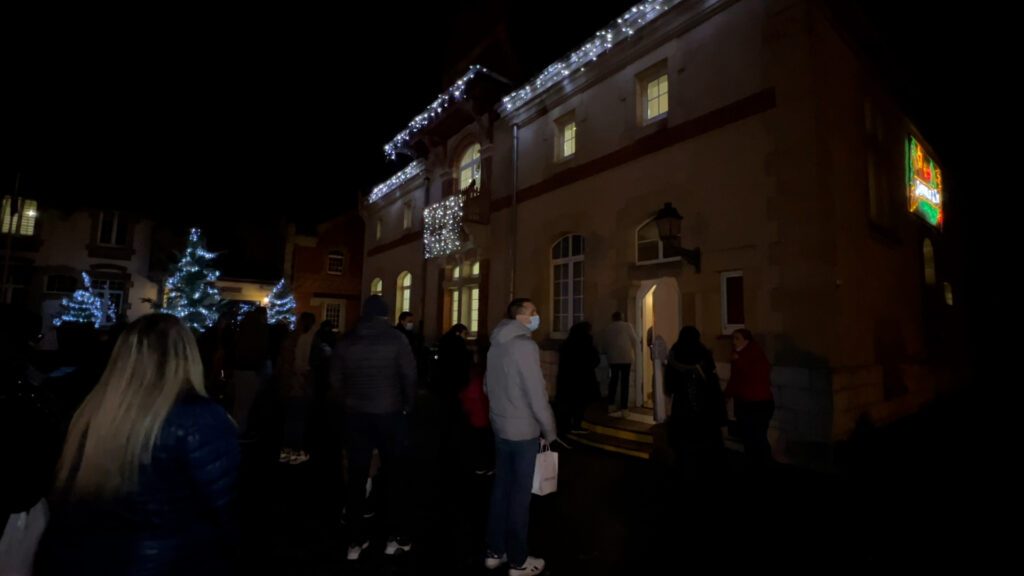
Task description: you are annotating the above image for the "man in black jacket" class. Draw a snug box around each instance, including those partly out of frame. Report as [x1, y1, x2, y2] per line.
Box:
[331, 296, 417, 560]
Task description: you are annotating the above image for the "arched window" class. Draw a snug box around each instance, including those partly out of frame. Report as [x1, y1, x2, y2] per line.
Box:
[370, 277, 383, 296]
[636, 218, 678, 264]
[459, 143, 482, 195]
[396, 271, 412, 321]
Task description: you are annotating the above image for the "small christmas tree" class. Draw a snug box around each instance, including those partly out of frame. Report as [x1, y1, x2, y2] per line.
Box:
[53, 272, 112, 329]
[266, 278, 296, 330]
[162, 228, 223, 332]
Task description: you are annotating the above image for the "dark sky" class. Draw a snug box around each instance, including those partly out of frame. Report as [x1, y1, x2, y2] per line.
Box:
[4, 0, 637, 223]
[3, 1, 986, 226]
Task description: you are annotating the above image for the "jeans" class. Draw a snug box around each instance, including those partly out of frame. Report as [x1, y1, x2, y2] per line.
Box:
[486, 436, 538, 567]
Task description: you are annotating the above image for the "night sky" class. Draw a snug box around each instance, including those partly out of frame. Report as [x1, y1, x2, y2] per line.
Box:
[5, 0, 645, 222]
[3, 0, 989, 281]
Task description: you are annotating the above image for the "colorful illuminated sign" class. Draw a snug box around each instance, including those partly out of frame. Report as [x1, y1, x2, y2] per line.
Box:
[906, 135, 943, 228]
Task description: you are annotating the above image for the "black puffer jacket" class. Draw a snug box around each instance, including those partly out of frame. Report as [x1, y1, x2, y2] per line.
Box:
[38, 393, 240, 576]
[330, 317, 417, 414]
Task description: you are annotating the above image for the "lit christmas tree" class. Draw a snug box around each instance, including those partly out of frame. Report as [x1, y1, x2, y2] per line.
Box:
[266, 278, 296, 330]
[162, 228, 223, 332]
[53, 272, 113, 329]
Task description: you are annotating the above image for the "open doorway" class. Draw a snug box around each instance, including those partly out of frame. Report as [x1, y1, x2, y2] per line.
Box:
[635, 277, 680, 409]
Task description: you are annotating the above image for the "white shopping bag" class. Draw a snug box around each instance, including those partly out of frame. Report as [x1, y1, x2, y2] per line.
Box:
[0, 499, 49, 576]
[531, 443, 558, 496]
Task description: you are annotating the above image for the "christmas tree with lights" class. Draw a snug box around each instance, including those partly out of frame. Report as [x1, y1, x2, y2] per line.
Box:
[162, 228, 223, 332]
[266, 278, 296, 330]
[53, 272, 113, 329]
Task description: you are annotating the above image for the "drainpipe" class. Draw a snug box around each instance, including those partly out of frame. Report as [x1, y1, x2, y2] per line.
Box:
[420, 177, 430, 337]
[509, 124, 518, 301]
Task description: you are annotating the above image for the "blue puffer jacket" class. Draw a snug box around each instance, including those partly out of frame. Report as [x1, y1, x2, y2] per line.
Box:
[38, 393, 240, 576]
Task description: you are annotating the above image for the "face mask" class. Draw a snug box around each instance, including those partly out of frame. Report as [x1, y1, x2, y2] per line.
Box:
[404, 322, 415, 331]
[527, 315, 540, 332]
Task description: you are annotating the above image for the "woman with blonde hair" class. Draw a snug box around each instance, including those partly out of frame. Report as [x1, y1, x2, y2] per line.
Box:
[38, 314, 240, 576]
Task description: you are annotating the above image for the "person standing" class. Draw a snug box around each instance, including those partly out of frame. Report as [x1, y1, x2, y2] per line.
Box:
[602, 312, 638, 417]
[331, 296, 417, 560]
[484, 298, 557, 576]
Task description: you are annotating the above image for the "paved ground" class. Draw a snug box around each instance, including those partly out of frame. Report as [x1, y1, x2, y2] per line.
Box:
[235, 390, 985, 574]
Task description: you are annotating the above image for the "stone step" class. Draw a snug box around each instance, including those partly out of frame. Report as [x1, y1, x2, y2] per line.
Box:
[567, 431, 653, 460]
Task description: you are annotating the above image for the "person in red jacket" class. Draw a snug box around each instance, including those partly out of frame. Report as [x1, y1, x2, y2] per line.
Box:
[725, 329, 774, 469]
[459, 336, 493, 475]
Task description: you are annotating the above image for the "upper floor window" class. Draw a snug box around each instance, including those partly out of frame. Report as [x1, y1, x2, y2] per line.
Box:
[327, 251, 344, 275]
[1, 196, 37, 236]
[556, 113, 576, 161]
[459, 143, 482, 196]
[370, 277, 383, 296]
[403, 202, 413, 230]
[638, 62, 669, 124]
[97, 211, 128, 246]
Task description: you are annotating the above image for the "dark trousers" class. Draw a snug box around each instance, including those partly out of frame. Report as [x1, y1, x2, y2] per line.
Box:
[283, 393, 310, 450]
[608, 363, 631, 409]
[735, 399, 775, 468]
[345, 412, 409, 543]
[471, 426, 495, 472]
[486, 436, 538, 567]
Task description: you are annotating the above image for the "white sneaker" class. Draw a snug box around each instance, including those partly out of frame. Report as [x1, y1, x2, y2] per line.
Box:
[484, 552, 507, 569]
[347, 541, 369, 561]
[509, 557, 545, 575]
[384, 538, 412, 555]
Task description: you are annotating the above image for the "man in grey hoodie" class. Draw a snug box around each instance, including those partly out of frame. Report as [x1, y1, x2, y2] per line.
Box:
[484, 298, 557, 576]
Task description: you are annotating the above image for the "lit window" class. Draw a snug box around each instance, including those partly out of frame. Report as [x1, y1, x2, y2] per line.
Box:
[370, 277, 383, 296]
[459, 144, 482, 195]
[403, 203, 413, 230]
[557, 114, 576, 161]
[643, 73, 667, 119]
[471, 261, 480, 277]
[469, 286, 480, 334]
[1, 197, 37, 236]
[452, 265, 461, 281]
[396, 271, 412, 321]
[450, 288, 461, 328]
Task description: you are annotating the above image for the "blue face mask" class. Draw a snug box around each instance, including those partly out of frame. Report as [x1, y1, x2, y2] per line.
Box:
[527, 315, 540, 332]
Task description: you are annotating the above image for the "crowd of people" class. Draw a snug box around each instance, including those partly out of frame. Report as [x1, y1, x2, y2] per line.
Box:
[0, 294, 774, 575]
